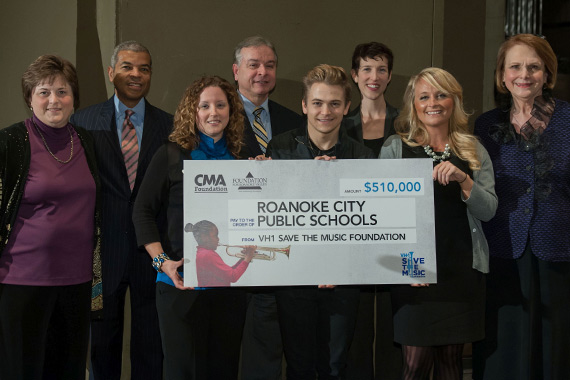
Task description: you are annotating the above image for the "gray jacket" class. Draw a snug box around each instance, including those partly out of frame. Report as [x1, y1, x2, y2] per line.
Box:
[380, 135, 497, 273]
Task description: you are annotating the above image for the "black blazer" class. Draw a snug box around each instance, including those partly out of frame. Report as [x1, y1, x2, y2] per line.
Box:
[70, 97, 173, 296]
[343, 103, 399, 143]
[242, 99, 302, 157]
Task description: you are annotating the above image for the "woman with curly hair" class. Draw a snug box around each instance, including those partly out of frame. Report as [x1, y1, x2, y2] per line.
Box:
[381, 67, 497, 379]
[133, 75, 252, 379]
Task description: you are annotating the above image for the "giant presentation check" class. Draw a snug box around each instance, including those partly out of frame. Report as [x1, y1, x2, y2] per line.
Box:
[183, 159, 436, 287]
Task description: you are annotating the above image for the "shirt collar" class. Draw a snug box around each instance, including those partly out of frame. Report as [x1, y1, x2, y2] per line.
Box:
[239, 92, 269, 116]
[114, 95, 146, 120]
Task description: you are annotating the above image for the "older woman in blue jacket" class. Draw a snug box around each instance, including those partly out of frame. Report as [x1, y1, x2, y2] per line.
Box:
[473, 34, 570, 380]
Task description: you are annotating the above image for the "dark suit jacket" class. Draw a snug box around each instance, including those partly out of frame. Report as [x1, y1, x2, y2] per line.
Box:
[71, 97, 173, 296]
[343, 102, 399, 143]
[242, 99, 302, 157]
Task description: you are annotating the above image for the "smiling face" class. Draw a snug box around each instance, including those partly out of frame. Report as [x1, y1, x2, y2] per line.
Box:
[108, 50, 152, 108]
[303, 82, 350, 138]
[196, 86, 230, 143]
[502, 44, 547, 103]
[232, 45, 277, 105]
[352, 56, 391, 101]
[30, 75, 74, 128]
[413, 79, 454, 131]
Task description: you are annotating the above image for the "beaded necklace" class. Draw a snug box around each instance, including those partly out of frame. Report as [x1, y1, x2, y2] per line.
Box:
[423, 144, 450, 162]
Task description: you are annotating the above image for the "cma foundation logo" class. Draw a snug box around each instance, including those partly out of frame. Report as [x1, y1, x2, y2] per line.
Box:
[400, 251, 426, 278]
[194, 174, 228, 193]
[233, 172, 267, 192]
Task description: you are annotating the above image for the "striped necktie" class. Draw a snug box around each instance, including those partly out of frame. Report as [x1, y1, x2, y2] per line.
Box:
[253, 107, 269, 153]
[121, 109, 139, 191]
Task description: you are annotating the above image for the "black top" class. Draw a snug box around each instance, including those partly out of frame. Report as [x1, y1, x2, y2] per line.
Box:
[343, 102, 399, 157]
[133, 142, 252, 262]
[391, 142, 485, 346]
[363, 137, 384, 157]
[267, 125, 374, 160]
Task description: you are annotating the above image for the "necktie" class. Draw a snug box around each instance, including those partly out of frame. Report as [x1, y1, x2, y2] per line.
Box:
[121, 109, 139, 190]
[253, 107, 269, 153]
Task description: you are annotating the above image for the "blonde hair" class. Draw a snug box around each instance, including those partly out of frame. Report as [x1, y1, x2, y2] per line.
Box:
[302, 64, 351, 103]
[169, 76, 244, 157]
[395, 67, 481, 170]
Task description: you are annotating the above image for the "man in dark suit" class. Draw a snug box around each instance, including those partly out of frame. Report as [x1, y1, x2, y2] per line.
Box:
[232, 36, 302, 380]
[71, 41, 172, 380]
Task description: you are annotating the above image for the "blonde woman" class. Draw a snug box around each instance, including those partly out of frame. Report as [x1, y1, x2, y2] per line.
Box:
[381, 67, 497, 380]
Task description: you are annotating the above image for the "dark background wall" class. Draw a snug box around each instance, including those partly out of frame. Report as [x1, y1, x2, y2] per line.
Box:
[0, 0, 505, 129]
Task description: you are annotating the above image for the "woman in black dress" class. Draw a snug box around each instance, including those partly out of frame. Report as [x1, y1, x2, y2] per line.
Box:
[380, 67, 497, 380]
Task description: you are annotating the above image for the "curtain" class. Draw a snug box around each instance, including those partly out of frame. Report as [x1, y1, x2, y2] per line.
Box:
[505, 0, 543, 36]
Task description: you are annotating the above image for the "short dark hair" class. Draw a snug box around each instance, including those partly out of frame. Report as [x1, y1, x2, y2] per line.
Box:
[351, 42, 394, 74]
[111, 40, 152, 68]
[185, 220, 216, 246]
[21, 55, 80, 110]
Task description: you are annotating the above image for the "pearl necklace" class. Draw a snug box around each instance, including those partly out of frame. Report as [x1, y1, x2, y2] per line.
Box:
[33, 121, 74, 164]
[423, 144, 450, 162]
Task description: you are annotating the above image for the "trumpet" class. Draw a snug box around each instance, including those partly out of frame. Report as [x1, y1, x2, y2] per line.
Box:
[220, 244, 291, 261]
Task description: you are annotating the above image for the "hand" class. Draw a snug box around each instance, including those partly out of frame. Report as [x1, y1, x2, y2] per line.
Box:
[241, 245, 257, 262]
[410, 283, 429, 287]
[432, 161, 467, 186]
[161, 259, 193, 290]
[318, 284, 336, 288]
[314, 155, 336, 161]
[248, 154, 272, 161]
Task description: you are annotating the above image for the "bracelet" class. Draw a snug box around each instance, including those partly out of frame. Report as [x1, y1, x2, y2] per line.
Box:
[152, 252, 170, 272]
[458, 173, 468, 184]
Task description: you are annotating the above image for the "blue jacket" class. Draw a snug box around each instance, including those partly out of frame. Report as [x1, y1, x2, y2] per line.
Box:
[474, 99, 570, 262]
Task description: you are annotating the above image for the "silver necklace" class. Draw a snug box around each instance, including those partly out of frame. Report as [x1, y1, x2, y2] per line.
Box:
[512, 110, 530, 129]
[33, 121, 74, 164]
[423, 144, 450, 162]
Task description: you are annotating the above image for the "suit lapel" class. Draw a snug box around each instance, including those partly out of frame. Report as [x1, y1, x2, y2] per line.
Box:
[99, 98, 124, 163]
[139, 100, 157, 162]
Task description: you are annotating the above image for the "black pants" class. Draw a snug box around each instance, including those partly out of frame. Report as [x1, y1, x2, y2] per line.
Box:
[0, 282, 91, 380]
[276, 286, 359, 380]
[345, 286, 403, 380]
[473, 247, 570, 380]
[156, 283, 247, 380]
[241, 291, 283, 380]
[90, 274, 162, 380]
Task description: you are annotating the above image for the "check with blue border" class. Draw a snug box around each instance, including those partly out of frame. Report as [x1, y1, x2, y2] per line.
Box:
[183, 159, 436, 287]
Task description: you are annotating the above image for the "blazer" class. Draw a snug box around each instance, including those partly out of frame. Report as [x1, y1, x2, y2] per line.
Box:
[343, 102, 399, 146]
[242, 99, 302, 157]
[474, 99, 570, 262]
[380, 135, 498, 273]
[71, 97, 173, 295]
